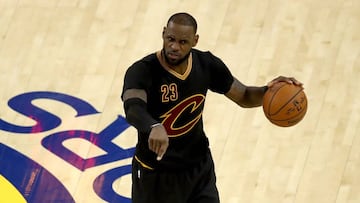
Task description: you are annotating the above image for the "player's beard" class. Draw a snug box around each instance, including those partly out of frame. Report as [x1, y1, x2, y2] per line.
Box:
[162, 49, 191, 66]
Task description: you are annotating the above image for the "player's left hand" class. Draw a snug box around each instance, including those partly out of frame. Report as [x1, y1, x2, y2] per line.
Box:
[267, 76, 303, 88]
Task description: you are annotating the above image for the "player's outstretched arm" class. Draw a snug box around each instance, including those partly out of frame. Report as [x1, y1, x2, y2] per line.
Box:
[123, 89, 157, 131]
[123, 89, 169, 160]
[225, 78, 267, 108]
[225, 76, 303, 108]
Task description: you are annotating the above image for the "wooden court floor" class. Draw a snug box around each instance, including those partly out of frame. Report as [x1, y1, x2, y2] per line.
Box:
[0, 0, 359, 202]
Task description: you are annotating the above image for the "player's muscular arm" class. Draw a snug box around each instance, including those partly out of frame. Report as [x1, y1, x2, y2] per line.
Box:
[122, 89, 168, 161]
[225, 76, 303, 108]
[225, 78, 267, 108]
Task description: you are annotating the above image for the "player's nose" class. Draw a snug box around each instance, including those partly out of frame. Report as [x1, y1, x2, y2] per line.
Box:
[169, 42, 180, 51]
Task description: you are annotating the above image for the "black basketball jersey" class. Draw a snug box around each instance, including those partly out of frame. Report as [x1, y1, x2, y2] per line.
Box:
[122, 49, 234, 171]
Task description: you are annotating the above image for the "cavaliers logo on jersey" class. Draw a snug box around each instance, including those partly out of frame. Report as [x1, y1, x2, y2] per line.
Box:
[160, 94, 205, 137]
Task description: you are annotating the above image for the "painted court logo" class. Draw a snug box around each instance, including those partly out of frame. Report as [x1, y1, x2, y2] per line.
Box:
[0, 91, 134, 203]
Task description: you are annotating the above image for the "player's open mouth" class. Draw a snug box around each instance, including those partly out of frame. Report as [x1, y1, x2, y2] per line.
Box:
[167, 52, 180, 60]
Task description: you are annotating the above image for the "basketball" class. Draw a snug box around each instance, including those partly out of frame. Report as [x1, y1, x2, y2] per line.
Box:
[263, 82, 307, 127]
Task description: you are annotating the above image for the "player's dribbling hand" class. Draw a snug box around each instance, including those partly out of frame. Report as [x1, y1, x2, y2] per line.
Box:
[267, 76, 303, 87]
[148, 124, 169, 161]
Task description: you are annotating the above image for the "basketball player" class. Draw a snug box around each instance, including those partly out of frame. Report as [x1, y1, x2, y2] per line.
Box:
[122, 12, 302, 203]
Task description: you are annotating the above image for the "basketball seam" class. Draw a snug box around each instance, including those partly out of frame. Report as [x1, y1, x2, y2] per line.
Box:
[269, 100, 307, 121]
[266, 83, 287, 117]
[268, 87, 304, 117]
[269, 88, 302, 116]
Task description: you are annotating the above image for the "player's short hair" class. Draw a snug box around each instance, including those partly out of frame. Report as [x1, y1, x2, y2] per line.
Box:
[167, 12, 197, 33]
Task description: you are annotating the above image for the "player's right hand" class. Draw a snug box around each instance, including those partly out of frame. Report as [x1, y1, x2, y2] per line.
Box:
[267, 76, 303, 87]
[148, 124, 169, 161]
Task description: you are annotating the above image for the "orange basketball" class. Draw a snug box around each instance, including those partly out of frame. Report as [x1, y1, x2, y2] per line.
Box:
[263, 82, 307, 127]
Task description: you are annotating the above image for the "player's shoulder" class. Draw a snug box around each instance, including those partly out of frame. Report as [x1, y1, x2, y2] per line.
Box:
[192, 49, 219, 62]
[191, 49, 214, 58]
[132, 52, 157, 66]
[127, 52, 158, 72]
[191, 49, 221, 67]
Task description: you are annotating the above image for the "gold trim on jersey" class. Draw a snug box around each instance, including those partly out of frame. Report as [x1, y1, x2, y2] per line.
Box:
[156, 50, 192, 80]
[134, 155, 154, 170]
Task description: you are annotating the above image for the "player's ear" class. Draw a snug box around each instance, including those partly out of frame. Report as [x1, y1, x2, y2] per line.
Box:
[193, 34, 199, 47]
[162, 27, 166, 39]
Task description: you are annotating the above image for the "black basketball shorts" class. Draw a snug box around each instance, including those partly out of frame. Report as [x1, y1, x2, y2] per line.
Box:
[131, 151, 220, 203]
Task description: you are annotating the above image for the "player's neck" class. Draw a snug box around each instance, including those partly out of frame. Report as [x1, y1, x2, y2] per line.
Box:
[167, 61, 188, 75]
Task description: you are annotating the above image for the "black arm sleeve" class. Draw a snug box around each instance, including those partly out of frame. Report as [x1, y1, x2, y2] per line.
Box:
[123, 98, 158, 133]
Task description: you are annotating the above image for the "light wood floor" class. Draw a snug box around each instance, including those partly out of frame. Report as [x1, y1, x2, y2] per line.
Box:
[0, 0, 359, 202]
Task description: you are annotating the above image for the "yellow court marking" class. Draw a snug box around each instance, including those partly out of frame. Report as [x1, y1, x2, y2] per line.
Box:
[0, 175, 27, 203]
